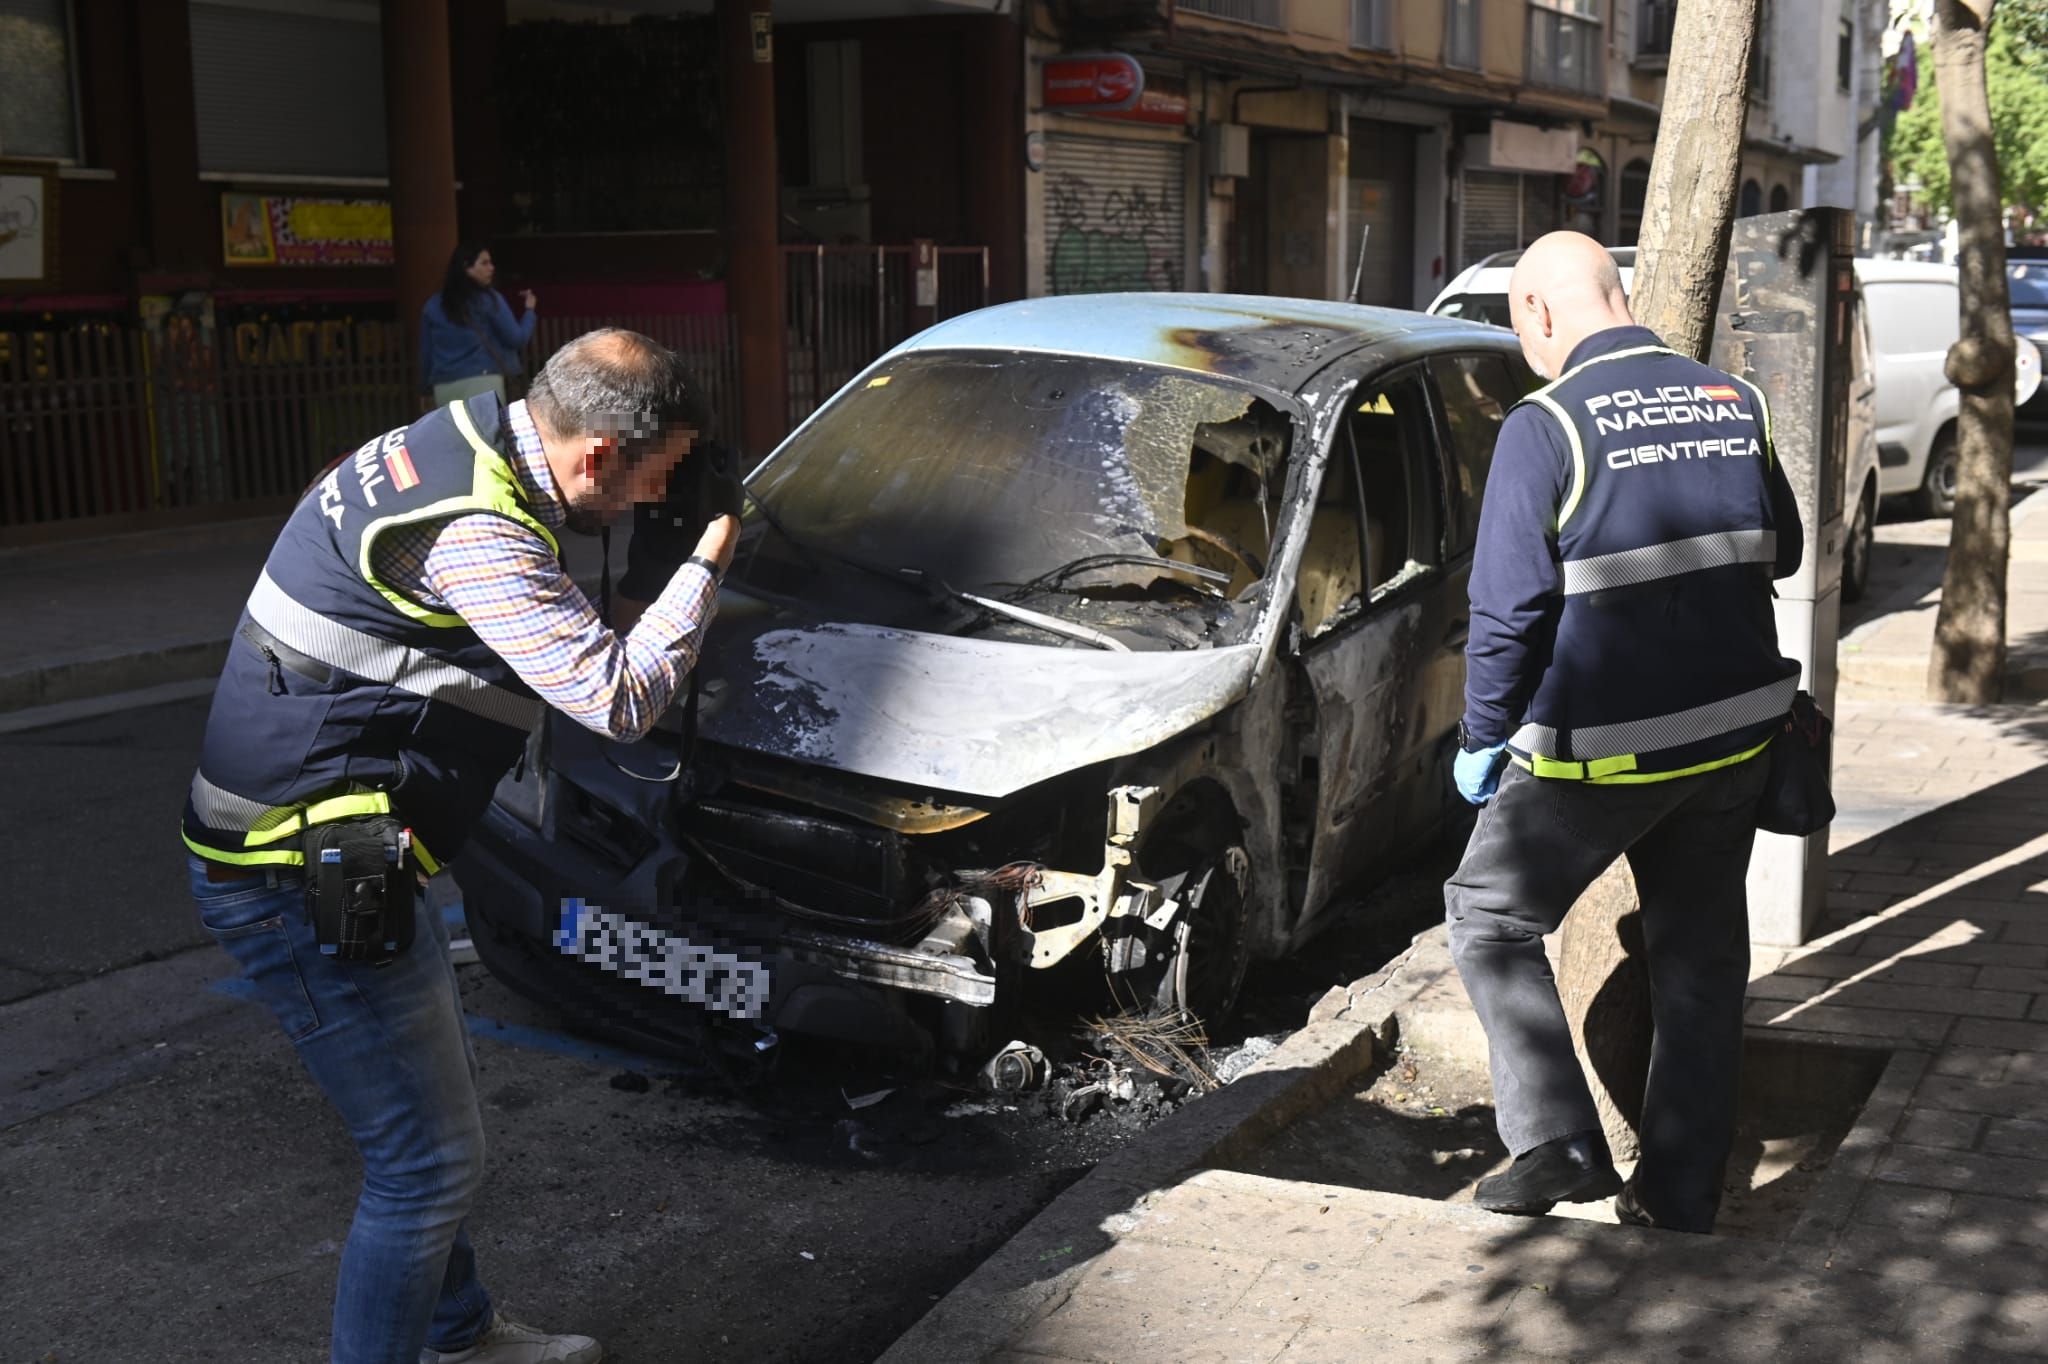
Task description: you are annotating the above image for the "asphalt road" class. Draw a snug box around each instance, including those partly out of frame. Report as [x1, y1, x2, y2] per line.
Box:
[0, 694, 1450, 1364]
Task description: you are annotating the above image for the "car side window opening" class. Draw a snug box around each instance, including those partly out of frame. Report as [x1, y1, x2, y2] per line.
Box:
[1348, 370, 1445, 600]
[1429, 353, 1524, 555]
[1295, 428, 1367, 639]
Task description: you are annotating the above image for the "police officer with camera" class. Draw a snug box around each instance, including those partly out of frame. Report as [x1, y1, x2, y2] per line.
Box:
[1447, 232, 1804, 1235]
[182, 329, 736, 1363]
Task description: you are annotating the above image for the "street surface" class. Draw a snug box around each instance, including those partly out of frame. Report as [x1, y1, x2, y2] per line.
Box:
[6, 421, 2041, 1363]
[0, 695, 1446, 1364]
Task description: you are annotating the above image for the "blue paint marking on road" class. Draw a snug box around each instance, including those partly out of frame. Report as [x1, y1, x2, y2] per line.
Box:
[206, 976, 679, 1075]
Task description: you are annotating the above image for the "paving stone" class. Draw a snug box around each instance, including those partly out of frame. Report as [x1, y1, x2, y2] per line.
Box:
[1953, 1018, 2048, 1054]
[2005, 1052, 2048, 1086]
[1978, 966, 2048, 995]
[1873, 1143, 2048, 1200]
[1980, 1117, 2048, 1159]
[1824, 1222, 2048, 1296]
[1915, 1075, 2048, 1121]
[1900, 1283, 2048, 1354]
[1948, 1192, 2048, 1239]
[1748, 975, 2028, 1020]
[1745, 999, 1954, 1044]
[1775, 953, 1979, 988]
[1897, 1109, 1984, 1150]
[1070, 1240, 1269, 1313]
[1268, 1326, 1493, 1364]
[2001, 920, 2048, 947]
[1932, 1046, 2013, 1082]
[1011, 1293, 1296, 1364]
[1850, 934, 2035, 968]
[1850, 1185, 1955, 1229]
[1116, 1186, 1391, 1266]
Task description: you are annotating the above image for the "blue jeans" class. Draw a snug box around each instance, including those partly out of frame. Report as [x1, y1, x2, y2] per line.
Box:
[188, 856, 495, 1363]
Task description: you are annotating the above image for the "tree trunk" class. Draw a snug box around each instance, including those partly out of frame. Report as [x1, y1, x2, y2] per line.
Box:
[1629, 0, 1765, 362]
[1927, 0, 2017, 703]
[1554, 0, 1762, 1163]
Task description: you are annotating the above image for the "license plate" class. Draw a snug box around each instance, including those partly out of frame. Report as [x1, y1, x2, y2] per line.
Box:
[554, 898, 772, 1021]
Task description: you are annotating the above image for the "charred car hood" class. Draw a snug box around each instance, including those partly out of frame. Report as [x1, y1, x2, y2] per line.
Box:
[698, 620, 1259, 800]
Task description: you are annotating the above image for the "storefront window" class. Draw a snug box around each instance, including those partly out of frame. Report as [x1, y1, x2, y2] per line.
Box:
[501, 14, 723, 234]
[1617, 158, 1650, 245]
[0, 0, 80, 161]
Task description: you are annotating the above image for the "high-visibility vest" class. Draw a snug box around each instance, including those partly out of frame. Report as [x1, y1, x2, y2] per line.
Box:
[182, 394, 556, 869]
[1507, 341, 1799, 782]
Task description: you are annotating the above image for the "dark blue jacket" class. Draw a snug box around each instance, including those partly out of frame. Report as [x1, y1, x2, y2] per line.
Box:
[1462, 326, 1804, 780]
[183, 394, 554, 868]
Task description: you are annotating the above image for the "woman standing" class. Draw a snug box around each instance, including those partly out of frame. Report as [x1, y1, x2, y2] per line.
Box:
[418, 243, 537, 407]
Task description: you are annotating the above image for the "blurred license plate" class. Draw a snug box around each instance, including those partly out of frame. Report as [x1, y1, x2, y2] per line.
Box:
[554, 897, 770, 1020]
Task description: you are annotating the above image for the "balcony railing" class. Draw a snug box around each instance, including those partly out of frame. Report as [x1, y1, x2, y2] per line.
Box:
[1178, 0, 1284, 29]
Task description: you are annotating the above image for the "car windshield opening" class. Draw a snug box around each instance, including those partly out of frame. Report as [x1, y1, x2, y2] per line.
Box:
[731, 351, 1292, 649]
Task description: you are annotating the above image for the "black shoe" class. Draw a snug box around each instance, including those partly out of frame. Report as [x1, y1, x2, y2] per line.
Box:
[1614, 1180, 1657, 1228]
[1475, 1133, 1622, 1216]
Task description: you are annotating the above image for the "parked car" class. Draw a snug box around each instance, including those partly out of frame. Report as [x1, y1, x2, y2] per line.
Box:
[2010, 252, 2048, 419]
[454, 296, 1530, 1058]
[1431, 248, 1886, 599]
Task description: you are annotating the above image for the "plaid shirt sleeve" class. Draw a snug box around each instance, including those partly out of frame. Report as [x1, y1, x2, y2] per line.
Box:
[405, 514, 719, 741]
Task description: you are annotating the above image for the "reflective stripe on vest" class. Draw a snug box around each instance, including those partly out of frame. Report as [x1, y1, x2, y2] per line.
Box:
[1560, 528, 1778, 596]
[185, 773, 444, 874]
[248, 570, 544, 730]
[1511, 674, 1797, 764]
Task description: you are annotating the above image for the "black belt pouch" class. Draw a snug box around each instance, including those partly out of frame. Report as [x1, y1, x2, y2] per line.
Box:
[304, 816, 418, 964]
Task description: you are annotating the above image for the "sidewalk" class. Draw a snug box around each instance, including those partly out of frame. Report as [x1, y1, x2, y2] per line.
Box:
[0, 516, 627, 718]
[883, 516, 2048, 1360]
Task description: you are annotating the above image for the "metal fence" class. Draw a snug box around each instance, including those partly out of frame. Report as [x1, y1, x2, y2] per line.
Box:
[0, 311, 741, 534]
[783, 245, 991, 427]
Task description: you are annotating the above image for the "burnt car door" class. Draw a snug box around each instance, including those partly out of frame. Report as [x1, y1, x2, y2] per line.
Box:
[1418, 349, 1528, 822]
[1288, 363, 1454, 934]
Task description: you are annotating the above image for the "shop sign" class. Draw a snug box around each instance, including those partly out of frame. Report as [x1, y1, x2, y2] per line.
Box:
[0, 169, 54, 284]
[1094, 79, 1190, 127]
[1043, 53, 1144, 113]
[1483, 120, 1578, 175]
[222, 193, 394, 267]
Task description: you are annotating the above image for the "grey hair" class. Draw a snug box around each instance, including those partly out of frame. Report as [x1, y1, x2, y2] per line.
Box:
[525, 328, 711, 464]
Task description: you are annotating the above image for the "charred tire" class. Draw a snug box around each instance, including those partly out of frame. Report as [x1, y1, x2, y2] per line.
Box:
[1917, 427, 1958, 519]
[1153, 848, 1252, 1028]
[1842, 482, 1875, 603]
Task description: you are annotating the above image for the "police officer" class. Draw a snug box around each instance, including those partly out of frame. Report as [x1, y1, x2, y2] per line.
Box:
[1447, 232, 1803, 1234]
[183, 330, 737, 1363]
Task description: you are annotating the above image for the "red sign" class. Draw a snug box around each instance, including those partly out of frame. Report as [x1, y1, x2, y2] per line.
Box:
[1095, 83, 1190, 127]
[1043, 53, 1144, 112]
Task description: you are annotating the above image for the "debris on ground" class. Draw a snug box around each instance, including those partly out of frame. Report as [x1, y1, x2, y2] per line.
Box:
[1083, 1010, 1218, 1092]
[1209, 1032, 1287, 1086]
[842, 1086, 896, 1110]
[978, 1039, 1048, 1093]
[609, 1070, 651, 1093]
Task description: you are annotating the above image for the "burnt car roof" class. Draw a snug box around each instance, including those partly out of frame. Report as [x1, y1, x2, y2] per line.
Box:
[898, 293, 1494, 392]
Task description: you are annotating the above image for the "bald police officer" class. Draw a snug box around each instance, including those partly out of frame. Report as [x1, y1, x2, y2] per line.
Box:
[1448, 232, 1803, 1234]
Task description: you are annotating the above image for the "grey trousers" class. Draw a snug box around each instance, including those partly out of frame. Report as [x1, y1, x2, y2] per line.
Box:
[1445, 754, 1767, 1231]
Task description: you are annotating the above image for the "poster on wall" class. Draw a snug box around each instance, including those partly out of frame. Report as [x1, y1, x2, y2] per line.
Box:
[222, 193, 393, 267]
[0, 170, 55, 284]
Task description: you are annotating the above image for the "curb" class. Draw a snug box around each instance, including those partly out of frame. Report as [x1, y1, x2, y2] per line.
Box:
[0, 639, 232, 715]
[874, 1015, 1382, 1364]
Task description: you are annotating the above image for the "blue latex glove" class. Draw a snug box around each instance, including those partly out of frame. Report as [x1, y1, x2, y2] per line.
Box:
[1454, 743, 1509, 805]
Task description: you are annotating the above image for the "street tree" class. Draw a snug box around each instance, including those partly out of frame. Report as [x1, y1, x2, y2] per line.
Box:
[1554, 0, 1764, 1161]
[1890, 22, 2048, 220]
[1926, 0, 2019, 702]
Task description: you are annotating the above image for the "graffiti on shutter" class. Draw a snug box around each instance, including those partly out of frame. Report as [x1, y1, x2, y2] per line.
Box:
[1043, 135, 1188, 296]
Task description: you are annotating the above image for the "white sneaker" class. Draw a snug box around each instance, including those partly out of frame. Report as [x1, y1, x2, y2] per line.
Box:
[420, 1310, 602, 1364]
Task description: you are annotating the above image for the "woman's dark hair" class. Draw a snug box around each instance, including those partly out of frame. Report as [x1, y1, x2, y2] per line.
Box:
[438, 242, 490, 325]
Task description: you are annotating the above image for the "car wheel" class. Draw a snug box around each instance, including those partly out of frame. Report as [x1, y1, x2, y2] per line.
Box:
[1153, 847, 1252, 1028]
[1842, 485, 1875, 603]
[1917, 428, 1958, 518]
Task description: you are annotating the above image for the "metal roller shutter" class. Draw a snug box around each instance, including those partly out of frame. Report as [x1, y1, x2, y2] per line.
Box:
[1041, 133, 1189, 296]
[1460, 171, 1522, 266]
[190, 0, 388, 178]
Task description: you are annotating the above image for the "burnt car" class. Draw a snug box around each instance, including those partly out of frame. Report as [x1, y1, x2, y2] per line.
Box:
[453, 295, 1533, 1056]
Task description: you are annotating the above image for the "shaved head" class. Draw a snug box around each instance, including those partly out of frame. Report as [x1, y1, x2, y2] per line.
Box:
[1507, 231, 1636, 379]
